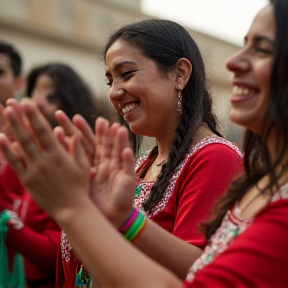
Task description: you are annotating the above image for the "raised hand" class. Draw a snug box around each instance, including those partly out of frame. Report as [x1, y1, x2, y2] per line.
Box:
[54, 110, 96, 165]
[0, 99, 91, 221]
[55, 110, 137, 227]
[90, 117, 136, 227]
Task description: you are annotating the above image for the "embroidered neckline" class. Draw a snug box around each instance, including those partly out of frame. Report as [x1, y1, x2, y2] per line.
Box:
[134, 136, 242, 217]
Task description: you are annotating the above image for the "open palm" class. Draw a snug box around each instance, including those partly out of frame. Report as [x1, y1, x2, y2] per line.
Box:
[90, 118, 136, 227]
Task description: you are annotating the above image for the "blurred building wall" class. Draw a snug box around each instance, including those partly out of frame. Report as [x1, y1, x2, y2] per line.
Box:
[0, 0, 243, 148]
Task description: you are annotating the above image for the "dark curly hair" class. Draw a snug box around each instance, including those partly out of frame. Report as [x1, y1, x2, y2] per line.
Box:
[26, 63, 112, 130]
[0, 41, 22, 77]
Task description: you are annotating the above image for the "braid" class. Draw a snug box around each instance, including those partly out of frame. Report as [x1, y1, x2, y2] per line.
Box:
[104, 19, 222, 213]
[143, 87, 219, 213]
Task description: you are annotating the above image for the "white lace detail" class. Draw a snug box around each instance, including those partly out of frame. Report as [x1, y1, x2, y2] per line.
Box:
[186, 181, 288, 282]
[134, 136, 242, 217]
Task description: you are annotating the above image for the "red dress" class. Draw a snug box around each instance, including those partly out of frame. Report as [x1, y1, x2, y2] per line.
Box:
[0, 165, 61, 287]
[57, 136, 243, 287]
[182, 197, 288, 287]
[134, 136, 243, 248]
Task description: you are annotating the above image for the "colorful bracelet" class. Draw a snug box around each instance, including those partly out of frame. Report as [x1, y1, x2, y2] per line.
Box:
[118, 208, 146, 242]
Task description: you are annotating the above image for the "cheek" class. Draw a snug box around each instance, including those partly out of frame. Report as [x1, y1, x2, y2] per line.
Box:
[257, 60, 272, 90]
[0, 77, 11, 87]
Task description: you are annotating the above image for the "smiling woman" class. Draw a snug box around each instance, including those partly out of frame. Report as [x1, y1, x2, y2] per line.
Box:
[227, 6, 275, 134]
[0, 0, 288, 287]
[55, 18, 242, 286]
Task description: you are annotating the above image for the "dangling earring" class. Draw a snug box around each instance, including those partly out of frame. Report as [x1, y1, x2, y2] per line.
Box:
[177, 84, 183, 114]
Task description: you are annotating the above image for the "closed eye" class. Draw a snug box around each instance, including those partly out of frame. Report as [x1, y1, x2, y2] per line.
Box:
[121, 70, 136, 79]
[256, 48, 273, 55]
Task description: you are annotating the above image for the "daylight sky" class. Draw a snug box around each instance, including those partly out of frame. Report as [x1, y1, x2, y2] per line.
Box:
[141, 0, 268, 45]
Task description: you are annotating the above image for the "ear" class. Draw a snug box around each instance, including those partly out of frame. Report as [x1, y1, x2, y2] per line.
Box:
[174, 58, 192, 89]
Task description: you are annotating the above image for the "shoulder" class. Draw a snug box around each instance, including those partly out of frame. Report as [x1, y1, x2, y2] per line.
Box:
[190, 136, 242, 159]
[183, 137, 243, 171]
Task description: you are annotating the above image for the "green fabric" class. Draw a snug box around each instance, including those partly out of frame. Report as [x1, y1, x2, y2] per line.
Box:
[0, 210, 25, 288]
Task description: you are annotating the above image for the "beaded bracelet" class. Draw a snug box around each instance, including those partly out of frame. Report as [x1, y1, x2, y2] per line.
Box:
[118, 208, 146, 242]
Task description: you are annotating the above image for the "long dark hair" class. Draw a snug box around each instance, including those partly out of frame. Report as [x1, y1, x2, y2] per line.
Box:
[104, 19, 221, 213]
[201, 0, 288, 241]
[0, 41, 22, 77]
[26, 63, 112, 130]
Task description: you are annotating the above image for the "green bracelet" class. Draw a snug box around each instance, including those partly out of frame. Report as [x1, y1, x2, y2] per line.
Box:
[122, 209, 146, 242]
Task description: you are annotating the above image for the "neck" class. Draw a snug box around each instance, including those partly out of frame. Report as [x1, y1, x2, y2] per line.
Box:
[267, 133, 288, 166]
[155, 125, 214, 164]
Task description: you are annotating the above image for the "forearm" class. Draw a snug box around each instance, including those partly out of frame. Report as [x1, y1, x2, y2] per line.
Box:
[134, 220, 203, 280]
[57, 198, 182, 288]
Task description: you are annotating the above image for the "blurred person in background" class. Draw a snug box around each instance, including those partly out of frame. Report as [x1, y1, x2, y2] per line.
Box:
[0, 41, 24, 105]
[26, 63, 112, 129]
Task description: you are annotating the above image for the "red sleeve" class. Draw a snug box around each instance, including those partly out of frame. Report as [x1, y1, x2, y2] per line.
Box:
[182, 199, 288, 288]
[173, 144, 242, 248]
[6, 202, 61, 273]
[0, 165, 24, 211]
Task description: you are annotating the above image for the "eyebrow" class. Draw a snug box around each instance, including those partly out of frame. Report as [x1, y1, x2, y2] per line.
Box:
[244, 35, 274, 45]
[105, 60, 136, 77]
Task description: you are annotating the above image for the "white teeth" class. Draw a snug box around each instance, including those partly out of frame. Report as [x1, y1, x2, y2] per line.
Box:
[122, 102, 138, 115]
[232, 86, 255, 96]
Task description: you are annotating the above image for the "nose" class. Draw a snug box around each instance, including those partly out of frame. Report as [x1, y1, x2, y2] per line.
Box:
[109, 86, 124, 103]
[226, 49, 250, 73]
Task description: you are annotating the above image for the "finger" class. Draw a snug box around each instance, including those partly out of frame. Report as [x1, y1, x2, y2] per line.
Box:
[0, 133, 26, 175]
[95, 117, 110, 164]
[73, 115, 96, 147]
[4, 106, 40, 159]
[6, 98, 18, 106]
[6, 99, 26, 124]
[73, 115, 96, 157]
[55, 110, 76, 137]
[116, 127, 135, 175]
[54, 126, 69, 151]
[112, 125, 130, 163]
[70, 133, 89, 170]
[21, 100, 60, 152]
[122, 147, 136, 177]
[100, 119, 114, 162]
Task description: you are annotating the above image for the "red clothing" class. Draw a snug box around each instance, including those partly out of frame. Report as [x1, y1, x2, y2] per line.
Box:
[57, 137, 242, 287]
[0, 165, 61, 287]
[150, 140, 242, 248]
[183, 199, 288, 287]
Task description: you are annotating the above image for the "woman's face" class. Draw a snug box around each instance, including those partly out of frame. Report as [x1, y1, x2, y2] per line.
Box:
[226, 5, 275, 135]
[31, 73, 60, 128]
[105, 39, 181, 138]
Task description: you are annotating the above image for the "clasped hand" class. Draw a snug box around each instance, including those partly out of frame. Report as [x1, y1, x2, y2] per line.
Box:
[0, 99, 136, 227]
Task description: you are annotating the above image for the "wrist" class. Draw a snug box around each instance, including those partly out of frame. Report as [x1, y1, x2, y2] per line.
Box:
[118, 208, 146, 242]
[54, 197, 92, 227]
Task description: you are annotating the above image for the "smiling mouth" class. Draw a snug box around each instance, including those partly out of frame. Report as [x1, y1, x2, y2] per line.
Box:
[121, 102, 139, 115]
[232, 85, 257, 96]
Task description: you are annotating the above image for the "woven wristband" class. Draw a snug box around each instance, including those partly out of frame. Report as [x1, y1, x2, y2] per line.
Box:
[118, 209, 146, 242]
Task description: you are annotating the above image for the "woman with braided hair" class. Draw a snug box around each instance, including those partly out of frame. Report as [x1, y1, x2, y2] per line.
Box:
[0, 0, 287, 286]
[52, 18, 242, 286]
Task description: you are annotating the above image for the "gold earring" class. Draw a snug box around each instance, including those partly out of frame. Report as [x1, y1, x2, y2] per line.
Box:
[177, 85, 183, 114]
